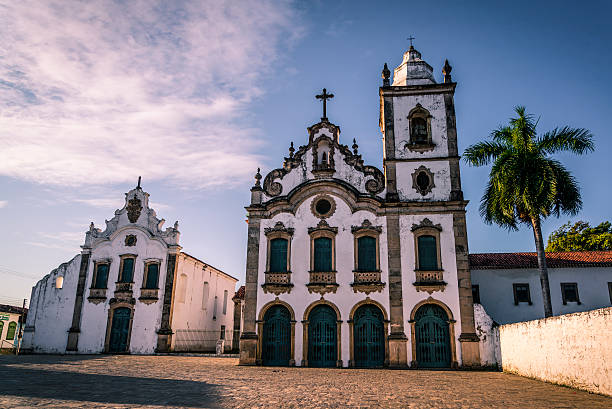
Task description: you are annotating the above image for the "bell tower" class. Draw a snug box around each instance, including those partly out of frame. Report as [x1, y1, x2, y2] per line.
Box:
[379, 44, 481, 367]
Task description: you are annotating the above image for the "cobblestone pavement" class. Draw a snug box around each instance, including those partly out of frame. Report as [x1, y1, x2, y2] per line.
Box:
[0, 355, 610, 408]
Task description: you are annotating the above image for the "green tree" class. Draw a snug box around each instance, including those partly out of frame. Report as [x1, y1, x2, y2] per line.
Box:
[464, 106, 594, 317]
[546, 221, 612, 252]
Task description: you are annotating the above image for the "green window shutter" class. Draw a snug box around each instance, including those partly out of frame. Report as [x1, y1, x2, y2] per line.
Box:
[121, 258, 134, 282]
[0, 322, 3, 338]
[269, 239, 288, 272]
[95, 264, 109, 289]
[145, 264, 159, 289]
[314, 237, 332, 272]
[418, 235, 438, 270]
[357, 236, 377, 271]
[6, 322, 17, 340]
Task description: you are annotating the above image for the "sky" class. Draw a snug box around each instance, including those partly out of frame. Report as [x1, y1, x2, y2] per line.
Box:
[1, 0, 611, 304]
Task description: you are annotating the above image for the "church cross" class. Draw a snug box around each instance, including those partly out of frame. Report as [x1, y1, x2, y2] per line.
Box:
[408, 35, 415, 47]
[315, 88, 334, 121]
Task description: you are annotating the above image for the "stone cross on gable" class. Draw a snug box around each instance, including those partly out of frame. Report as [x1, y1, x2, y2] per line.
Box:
[408, 35, 415, 47]
[315, 88, 334, 121]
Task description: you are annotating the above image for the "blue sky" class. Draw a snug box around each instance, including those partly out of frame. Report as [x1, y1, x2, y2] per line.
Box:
[1, 0, 611, 303]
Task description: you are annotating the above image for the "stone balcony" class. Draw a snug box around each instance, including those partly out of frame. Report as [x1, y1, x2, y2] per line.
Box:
[413, 270, 446, 294]
[87, 288, 107, 304]
[306, 271, 338, 295]
[351, 270, 385, 295]
[262, 272, 294, 295]
[138, 288, 160, 305]
[114, 282, 134, 299]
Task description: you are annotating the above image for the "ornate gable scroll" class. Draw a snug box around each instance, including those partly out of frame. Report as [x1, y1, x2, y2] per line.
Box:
[126, 197, 142, 223]
[411, 218, 442, 232]
[264, 221, 295, 236]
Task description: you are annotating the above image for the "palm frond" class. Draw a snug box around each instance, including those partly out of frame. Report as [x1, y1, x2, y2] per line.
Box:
[463, 141, 507, 167]
[537, 126, 594, 155]
[547, 159, 582, 217]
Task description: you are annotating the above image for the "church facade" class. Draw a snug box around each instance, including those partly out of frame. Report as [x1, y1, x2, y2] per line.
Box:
[22, 183, 237, 354]
[239, 46, 481, 368]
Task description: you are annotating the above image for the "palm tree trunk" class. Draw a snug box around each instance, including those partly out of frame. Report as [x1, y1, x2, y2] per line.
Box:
[531, 216, 553, 317]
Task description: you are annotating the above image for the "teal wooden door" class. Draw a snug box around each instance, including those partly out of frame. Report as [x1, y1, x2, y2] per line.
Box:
[109, 307, 131, 353]
[353, 305, 385, 367]
[262, 306, 291, 366]
[415, 304, 451, 368]
[308, 305, 337, 367]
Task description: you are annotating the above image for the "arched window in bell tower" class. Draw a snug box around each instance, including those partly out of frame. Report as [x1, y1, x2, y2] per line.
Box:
[407, 104, 434, 149]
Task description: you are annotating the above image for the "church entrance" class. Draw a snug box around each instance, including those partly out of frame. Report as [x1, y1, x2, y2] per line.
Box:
[262, 305, 291, 366]
[307, 305, 337, 367]
[108, 307, 131, 353]
[353, 304, 385, 367]
[414, 304, 451, 368]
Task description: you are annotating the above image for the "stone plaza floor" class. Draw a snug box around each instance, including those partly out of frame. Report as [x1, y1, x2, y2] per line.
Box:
[0, 355, 610, 408]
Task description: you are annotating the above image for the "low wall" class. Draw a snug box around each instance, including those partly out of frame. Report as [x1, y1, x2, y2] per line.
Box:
[499, 307, 612, 396]
[473, 303, 501, 368]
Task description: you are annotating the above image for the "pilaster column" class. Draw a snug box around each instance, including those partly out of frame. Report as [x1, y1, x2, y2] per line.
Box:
[453, 211, 481, 366]
[239, 214, 262, 365]
[156, 245, 181, 352]
[66, 249, 91, 351]
[385, 210, 408, 367]
[381, 94, 399, 202]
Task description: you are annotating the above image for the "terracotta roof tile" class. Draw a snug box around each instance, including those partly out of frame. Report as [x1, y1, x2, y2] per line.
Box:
[469, 251, 612, 270]
[233, 285, 245, 300]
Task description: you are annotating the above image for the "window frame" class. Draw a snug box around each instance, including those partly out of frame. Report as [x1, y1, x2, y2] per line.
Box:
[91, 260, 111, 289]
[513, 283, 533, 305]
[608, 282, 612, 305]
[142, 260, 161, 290]
[118, 254, 137, 283]
[407, 103, 434, 148]
[310, 230, 336, 272]
[264, 223, 294, 274]
[412, 226, 442, 272]
[472, 284, 481, 304]
[6, 321, 17, 341]
[351, 220, 383, 273]
[560, 282, 581, 305]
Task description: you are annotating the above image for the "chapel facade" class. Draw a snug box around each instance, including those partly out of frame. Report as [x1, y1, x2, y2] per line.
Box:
[23, 182, 237, 354]
[239, 45, 481, 368]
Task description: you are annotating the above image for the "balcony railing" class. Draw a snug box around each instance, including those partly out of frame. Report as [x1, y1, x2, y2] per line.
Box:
[351, 271, 385, 295]
[414, 270, 443, 283]
[87, 288, 107, 304]
[114, 282, 134, 293]
[262, 272, 293, 295]
[138, 288, 160, 304]
[308, 271, 337, 284]
[265, 272, 291, 285]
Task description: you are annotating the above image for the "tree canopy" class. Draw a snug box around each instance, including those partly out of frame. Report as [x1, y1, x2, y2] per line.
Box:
[546, 221, 612, 252]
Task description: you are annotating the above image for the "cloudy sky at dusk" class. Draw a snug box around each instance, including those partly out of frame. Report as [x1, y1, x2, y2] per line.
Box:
[1, 0, 611, 303]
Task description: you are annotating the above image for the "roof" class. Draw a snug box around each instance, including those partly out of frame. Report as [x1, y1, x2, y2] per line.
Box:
[469, 251, 612, 270]
[233, 285, 245, 301]
[0, 304, 28, 315]
[180, 252, 238, 282]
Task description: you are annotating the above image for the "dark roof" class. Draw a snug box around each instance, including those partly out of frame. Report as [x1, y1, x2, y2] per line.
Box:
[180, 251, 239, 282]
[0, 304, 28, 315]
[233, 285, 245, 301]
[469, 251, 612, 270]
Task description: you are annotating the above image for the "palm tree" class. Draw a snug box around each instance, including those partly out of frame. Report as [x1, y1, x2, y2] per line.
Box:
[464, 106, 594, 317]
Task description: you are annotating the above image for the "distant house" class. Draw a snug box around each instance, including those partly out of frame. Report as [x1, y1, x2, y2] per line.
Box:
[0, 304, 27, 351]
[470, 251, 612, 324]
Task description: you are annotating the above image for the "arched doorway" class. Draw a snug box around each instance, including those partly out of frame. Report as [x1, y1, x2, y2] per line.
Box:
[307, 305, 337, 367]
[262, 305, 291, 366]
[414, 304, 451, 368]
[108, 307, 131, 353]
[353, 304, 385, 367]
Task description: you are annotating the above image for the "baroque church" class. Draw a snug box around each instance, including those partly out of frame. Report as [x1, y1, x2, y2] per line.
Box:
[238, 45, 481, 368]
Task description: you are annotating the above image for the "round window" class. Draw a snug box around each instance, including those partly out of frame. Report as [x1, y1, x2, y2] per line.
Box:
[311, 195, 336, 218]
[315, 199, 331, 215]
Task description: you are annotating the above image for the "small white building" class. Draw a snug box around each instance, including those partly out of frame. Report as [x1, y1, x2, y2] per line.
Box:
[0, 304, 27, 351]
[470, 251, 612, 324]
[22, 183, 238, 354]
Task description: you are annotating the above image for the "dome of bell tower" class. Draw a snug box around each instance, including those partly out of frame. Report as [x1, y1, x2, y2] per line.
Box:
[392, 45, 436, 86]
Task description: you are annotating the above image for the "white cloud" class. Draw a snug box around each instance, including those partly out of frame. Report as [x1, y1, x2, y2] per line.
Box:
[0, 0, 301, 188]
[0, 200, 7, 208]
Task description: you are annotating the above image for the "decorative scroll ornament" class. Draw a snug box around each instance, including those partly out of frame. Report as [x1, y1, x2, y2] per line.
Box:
[126, 197, 142, 223]
[351, 219, 383, 234]
[411, 218, 442, 232]
[412, 165, 435, 196]
[264, 221, 295, 236]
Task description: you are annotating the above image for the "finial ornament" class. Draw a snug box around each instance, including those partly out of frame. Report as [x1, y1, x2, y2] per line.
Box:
[315, 88, 334, 121]
[407, 35, 415, 48]
[289, 141, 295, 158]
[254, 167, 262, 187]
[352, 138, 359, 155]
[382, 63, 390, 86]
[137, 176, 141, 189]
[443, 59, 452, 83]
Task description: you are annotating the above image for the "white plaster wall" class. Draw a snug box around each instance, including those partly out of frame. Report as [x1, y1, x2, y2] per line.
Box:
[79, 227, 168, 354]
[398, 213, 463, 365]
[499, 307, 612, 396]
[256, 193, 389, 367]
[392, 94, 448, 159]
[21, 255, 81, 353]
[171, 255, 237, 336]
[474, 303, 500, 367]
[471, 266, 612, 324]
[1, 311, 26, 346]
[396, 160, 451, 202]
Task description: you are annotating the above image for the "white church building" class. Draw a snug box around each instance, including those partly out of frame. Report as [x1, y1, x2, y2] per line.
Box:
[22, 182, 237, 354]
[238, 45, 481, 368]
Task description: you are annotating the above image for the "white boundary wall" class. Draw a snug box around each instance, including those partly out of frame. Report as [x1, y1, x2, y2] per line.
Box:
[499, 307, 612, 396]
